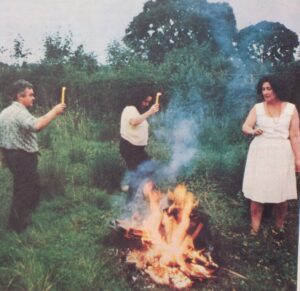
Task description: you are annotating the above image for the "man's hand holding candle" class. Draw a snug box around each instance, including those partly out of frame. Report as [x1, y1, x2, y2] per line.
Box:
[52, 103, 66, 116]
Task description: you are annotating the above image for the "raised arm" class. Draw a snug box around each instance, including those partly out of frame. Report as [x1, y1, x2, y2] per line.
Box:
[289, 107, 300, 172]
[35, 103, 66, 131]
[129, 103, 159, 126]
[242, 106, 263, 136]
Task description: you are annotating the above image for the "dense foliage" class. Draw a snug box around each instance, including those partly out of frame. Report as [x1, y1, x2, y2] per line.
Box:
[124, 0, 237, 63]
[237, 21, 299, 66]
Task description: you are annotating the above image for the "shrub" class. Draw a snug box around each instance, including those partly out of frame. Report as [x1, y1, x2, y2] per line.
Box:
[0, 168, 12, 228]
[39, 152, 67, 199]
[90, 142, 125, 192]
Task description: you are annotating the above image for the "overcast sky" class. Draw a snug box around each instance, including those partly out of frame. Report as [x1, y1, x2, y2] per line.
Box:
[0, 0, 299, 64]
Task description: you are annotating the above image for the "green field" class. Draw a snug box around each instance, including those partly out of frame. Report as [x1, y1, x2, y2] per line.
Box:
[0, 3, 299, 287]
[0, 112, 297, 291]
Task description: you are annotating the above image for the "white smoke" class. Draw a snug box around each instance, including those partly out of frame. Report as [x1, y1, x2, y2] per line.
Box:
[162, 118, 198, 177]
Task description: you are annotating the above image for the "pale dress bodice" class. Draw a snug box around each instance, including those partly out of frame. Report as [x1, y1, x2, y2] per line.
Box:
[255, 102, 295, 140]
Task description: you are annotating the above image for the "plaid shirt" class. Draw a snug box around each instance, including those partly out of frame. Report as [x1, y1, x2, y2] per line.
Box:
[0, 102, 38, 152]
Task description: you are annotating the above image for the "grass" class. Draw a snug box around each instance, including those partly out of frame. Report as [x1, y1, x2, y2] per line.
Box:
[0, 191, 131, 291]
[0, 111, 297, 291]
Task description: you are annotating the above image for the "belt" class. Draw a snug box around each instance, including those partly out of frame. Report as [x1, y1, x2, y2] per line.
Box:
[1, 148, 40, 155]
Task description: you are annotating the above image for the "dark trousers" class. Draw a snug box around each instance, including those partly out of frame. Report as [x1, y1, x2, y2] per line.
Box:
[2, 149, 40, 233]
[119, 138, 152, 201]
[119, 138, 150, 171]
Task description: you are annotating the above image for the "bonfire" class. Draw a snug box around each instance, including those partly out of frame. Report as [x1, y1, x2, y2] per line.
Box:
[115, 182, 218, 289]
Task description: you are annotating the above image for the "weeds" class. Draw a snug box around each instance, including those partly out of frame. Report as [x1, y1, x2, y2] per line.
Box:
[0, 111, 297, 291]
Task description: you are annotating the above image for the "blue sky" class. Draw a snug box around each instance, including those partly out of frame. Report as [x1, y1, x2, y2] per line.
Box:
[0, 0, 299, 64]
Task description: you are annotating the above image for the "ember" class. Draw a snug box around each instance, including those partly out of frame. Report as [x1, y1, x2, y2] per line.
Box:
[117, 182, 218, 289]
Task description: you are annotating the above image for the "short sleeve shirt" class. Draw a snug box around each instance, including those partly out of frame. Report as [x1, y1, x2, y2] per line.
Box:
[0, 102, 38, 152]
[120, 106, 149, 146]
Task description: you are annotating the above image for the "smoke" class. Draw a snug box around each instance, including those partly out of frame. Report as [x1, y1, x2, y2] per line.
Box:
[120, 0, 281, 218]
[163, 119, 197, 177]
[153, 86, 204, 180]
[121, 87, 203, 219]
[201, 2, 238, 56]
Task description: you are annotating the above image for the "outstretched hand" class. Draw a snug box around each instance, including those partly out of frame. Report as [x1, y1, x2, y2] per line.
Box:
[53, 103, 66, 115]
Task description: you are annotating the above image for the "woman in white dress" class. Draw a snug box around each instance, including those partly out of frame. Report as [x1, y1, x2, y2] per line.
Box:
[242, 75, 300, 235]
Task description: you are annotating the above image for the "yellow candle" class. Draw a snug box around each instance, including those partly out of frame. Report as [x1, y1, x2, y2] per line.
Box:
[61, 86, 66, 104]
[155, 92, 162, 104]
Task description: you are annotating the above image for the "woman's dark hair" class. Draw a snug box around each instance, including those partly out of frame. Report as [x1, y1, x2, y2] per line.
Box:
[126, 84, 155, 111]
[9, 79, 33, 100]
[256, 75, 285, 101]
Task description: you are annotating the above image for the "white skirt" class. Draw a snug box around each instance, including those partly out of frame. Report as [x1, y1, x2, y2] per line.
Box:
[242, 137, 297, 203]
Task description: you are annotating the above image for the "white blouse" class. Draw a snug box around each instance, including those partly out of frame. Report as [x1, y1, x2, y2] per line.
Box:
[120, 106, 149, 146]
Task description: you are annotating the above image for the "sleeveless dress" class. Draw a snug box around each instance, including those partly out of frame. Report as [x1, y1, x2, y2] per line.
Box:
[242, 102, 297, 203]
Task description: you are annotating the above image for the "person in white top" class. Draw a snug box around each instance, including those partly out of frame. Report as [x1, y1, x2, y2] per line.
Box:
[120, 91, 159, 171]
[242, 75, 300, 236]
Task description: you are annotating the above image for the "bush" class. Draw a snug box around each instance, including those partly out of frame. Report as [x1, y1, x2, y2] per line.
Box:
[90, 142, 125, 192]
[38, 130, 52, 149]
[39, 151, 67, 199]
[0, 168, 12, 228]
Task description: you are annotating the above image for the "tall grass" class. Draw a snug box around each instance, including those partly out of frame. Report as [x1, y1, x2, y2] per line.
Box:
[90, 142, 125, 192]
[37, 110, 125, 195]
[0, 110, 297, 291]
[0, 167, 11, 229]
[0, 109, 130, 290]
[0, 192, 130, 291]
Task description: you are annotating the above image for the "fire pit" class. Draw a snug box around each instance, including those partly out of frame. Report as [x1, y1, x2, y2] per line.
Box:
[114, 182, 218, 289]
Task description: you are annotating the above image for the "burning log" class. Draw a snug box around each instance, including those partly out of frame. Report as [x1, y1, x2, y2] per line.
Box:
[115, 183, 218, 289]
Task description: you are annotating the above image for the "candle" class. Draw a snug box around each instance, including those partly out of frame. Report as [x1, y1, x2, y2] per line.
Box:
[61, 86, 66, 104]
[155, 92, 162, 104]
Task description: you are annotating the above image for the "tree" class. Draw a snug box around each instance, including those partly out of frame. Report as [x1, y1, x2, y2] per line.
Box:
[106, 41, 135, 67]
[12, 34, 31, 66]
[289, 62, 300, 111]
[274, 62, 300, 112]
[160, 42, 232, 114]
[237, 21, 299, 66]
[69, 44, 98, 73]
[123, 0, 237, 63]
[43, 32, 72, 64]
[0, 46, 7, 54]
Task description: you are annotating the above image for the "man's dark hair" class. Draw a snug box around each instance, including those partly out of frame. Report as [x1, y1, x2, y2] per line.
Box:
[10, 79, 33, 100]
[256, 75, 286, 101]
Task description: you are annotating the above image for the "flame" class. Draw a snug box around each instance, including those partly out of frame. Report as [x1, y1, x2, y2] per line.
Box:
[119, 182, 218, 289]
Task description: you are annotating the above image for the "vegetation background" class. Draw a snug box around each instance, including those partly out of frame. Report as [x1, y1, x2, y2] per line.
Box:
[0, 0, 299, 290]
